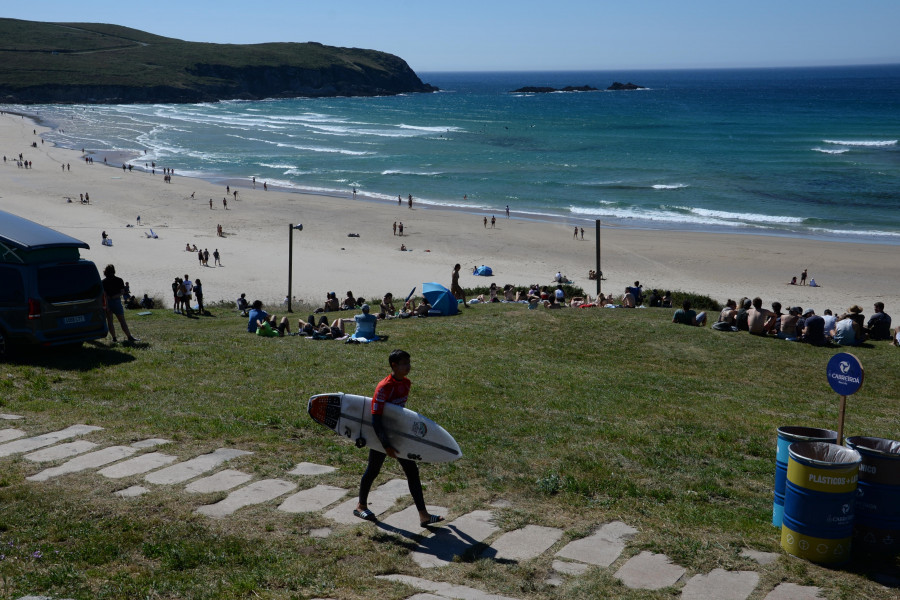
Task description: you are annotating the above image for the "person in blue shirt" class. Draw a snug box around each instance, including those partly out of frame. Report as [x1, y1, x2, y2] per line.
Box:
[247, 300, 290, 335]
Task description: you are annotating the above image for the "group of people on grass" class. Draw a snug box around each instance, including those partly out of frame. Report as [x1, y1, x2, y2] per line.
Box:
[171, 274, 205, 316]
[676, 297, 894, 347]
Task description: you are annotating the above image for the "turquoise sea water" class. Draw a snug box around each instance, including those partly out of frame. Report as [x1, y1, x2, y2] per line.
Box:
[20, 64, 900, 242]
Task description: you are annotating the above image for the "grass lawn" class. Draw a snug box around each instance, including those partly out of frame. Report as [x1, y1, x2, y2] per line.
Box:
[1, 302, 898, 599]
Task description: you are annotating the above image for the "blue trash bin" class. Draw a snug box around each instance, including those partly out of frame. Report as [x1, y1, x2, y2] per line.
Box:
[846, 436, 900, 555]
[773, 426, 838, 527]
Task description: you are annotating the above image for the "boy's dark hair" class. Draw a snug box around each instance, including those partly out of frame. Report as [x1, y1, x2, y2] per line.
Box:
[389, 349, 411, 366]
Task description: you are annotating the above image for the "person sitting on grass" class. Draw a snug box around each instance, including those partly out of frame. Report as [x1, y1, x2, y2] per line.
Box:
[747, 297, 776, 336]
[247, 300, 290, 336]
[342, 291, 357, 310]
[381, 293, 396, 316]
[866, 302, 892, 340]
[621, 287, 636, 308]
[672, 299, 707, 327]
[717, 299, 738, 326]
[236, 293, 249, 316]
[340, 304, 378, 340]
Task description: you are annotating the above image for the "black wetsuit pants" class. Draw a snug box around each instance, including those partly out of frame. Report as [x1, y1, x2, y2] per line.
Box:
[359, 449, 425, 512]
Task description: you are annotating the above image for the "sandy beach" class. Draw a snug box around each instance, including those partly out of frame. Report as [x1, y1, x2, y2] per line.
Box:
[2, 111, 897, 316]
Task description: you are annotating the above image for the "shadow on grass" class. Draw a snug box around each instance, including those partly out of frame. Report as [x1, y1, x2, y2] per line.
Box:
[4, 340, 137, 370]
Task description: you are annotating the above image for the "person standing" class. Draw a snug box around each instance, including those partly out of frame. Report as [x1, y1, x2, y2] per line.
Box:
[393, 221, 397, 236]
[194, 279, 205, 314]
[102, 265, 138, 343]
[491, 216, 496, 228]
[203, 248, 210, 267]
[800, 268, 808, 286]
[451, 263, 469, 309]
[398, 222, 404, 236]
[353, 349, 444, 528]
[213, 248, 221, 266]
[408, 194, 413, 209]
[506, 204, 510, 218]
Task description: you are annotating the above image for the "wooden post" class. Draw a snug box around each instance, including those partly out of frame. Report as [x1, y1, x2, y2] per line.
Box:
[837, 395, 847, 445]
[595, 219, 602, 297]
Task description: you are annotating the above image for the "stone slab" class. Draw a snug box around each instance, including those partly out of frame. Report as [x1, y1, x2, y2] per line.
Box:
[380, 503, 448, 533]
[97, 452, 177, 479]
[411, 510, 499, 568]
[323, 478, 410, 524]
[740, 548, 779, 566]
[552, 559, 589, 576]
[615, 551, 686, 590]
[115, 485, 150, 498]
[0, 413, 24, 420]
[288, 462, 336, 476]
[482, 525, 563, 562]
[278, 484, 348, 513]
[131, 438, 170, 449]
[24, 440, 98, 462]
[377, 574, 522, 600]
[681, 569, 759, 600]
[763, 583, 826, 600]
[185, 469, 253, 494]
[0, 428, 25, 443]
[555, 520, 638, 567]
[0, 424, 103, 457]
[407, 594, 449, 600]
[144, 448, 252, 485]
[196, 479, 297, 518]
[27, 446, 137, 482]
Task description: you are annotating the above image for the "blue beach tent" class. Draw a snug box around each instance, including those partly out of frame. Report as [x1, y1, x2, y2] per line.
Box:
[422, 282, 459, 316]
[473, 265, 493, 276]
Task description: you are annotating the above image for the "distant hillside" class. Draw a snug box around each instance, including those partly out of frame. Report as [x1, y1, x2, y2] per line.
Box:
[0, 19, 437, 104]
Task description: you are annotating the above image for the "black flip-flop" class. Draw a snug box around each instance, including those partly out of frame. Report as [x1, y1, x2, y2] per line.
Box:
[420, 514, 445, 527]
[353, 508, 376, 522]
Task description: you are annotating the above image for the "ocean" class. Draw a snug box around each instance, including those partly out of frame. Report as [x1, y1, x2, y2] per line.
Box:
[19, 64, 900, 243]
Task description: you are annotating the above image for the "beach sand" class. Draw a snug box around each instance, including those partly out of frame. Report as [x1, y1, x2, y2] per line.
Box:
[2, 111, 897, 317]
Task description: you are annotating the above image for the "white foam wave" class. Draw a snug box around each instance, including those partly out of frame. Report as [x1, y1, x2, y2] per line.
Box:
[652, 184, 689, 190]
[258, 162, 296, 169]
[398, 124, 463, 133]
[807, 227, 900, 239]
[381, 169, 444, 176]
[812, 147, 849, 154]
[823, 139, 897, 147]
[688, 207, 804, 224]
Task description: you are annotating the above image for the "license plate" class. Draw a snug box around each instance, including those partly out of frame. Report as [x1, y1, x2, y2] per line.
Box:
[64, 315, 86, 325]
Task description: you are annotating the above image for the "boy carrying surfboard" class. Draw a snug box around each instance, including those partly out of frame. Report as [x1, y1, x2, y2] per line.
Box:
[354, 349, 445, 528]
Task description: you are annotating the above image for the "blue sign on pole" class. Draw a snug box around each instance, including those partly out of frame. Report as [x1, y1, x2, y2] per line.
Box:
[826, 353, 864, 396]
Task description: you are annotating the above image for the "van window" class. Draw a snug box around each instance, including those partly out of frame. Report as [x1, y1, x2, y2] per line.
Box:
[0, 266, 25, 305]
[37, 263, 102, 303]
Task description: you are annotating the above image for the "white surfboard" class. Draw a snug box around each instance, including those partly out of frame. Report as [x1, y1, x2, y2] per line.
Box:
[307, 392, 462, 463]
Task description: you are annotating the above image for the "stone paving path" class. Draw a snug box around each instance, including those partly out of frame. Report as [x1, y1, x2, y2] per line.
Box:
[0, 417, 848, 600]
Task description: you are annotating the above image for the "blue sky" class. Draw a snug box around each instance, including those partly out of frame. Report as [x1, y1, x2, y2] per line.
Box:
[4, 1, 899, 72]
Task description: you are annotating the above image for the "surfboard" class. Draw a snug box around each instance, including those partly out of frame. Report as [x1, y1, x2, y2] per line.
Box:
[307, 392, 462, 463]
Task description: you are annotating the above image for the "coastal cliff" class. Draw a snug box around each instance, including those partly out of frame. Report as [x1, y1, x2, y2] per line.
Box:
[0, 19, 436, 104]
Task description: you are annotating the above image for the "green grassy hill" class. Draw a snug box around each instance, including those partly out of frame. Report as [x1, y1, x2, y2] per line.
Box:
[0, 18, 436, 103]
[1, 302, 897, 598]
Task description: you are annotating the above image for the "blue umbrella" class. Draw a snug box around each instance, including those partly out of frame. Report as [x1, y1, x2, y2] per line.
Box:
[422, 282, 459, 316]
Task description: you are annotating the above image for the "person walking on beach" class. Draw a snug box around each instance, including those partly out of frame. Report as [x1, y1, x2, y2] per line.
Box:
[398, 222, 404, 236]
[102, 264, 139, 344]
[223, 196, 228, 209]
[209, 198, 213, 210]
[393, 221, 397, 236]
[506, 205, 510, 218]
[491, 216, 496, 228]
[451, 263, 469, 308]
[483, 216, 487, 228]
[580, 227, 584, 240]
[213, 249, 221, 266]
[203, 248, 210, 267]
[353, 349, 445, 528]
[800, 268, 808, 286]
[408, 194, 413, 209]
[398, 194, 402, 206]
[574, 226, 578, 239]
